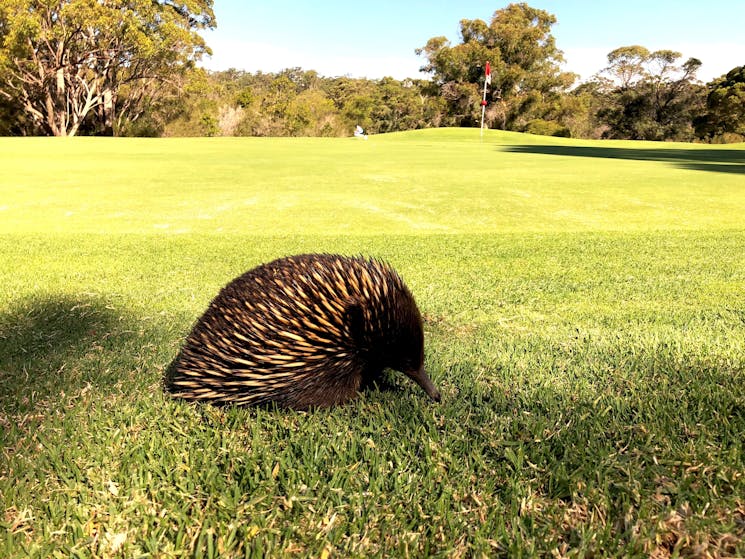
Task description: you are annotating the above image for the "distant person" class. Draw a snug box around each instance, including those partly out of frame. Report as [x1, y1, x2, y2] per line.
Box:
[354, 125, 368, 139]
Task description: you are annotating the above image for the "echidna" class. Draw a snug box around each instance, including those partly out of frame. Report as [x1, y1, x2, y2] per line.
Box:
[165, 254, 440, 409]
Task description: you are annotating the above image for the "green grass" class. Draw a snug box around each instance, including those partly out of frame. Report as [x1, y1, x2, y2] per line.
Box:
[2, 129, 744, 235]
[1, 129, 744, 557]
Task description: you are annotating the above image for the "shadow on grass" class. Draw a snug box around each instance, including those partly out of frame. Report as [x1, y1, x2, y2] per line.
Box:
[503, 144, 745, 174]
[0, 293, 127, 414]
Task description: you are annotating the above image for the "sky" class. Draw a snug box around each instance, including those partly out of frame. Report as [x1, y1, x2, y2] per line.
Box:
[200, 1, 745, 84]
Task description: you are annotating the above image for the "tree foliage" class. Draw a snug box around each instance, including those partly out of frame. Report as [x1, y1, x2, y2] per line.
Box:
[416, 3, 575, 130]
[695, 65, 745, 142]
[153, 69, 446, 138]
[0, 0, 215, 136]
[594, 46, 705, 141]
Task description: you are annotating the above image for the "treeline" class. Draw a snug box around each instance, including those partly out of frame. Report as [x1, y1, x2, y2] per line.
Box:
[133, 60, 744, 143]
[137, 69, 448, 138]
[1, 2, 743, 142]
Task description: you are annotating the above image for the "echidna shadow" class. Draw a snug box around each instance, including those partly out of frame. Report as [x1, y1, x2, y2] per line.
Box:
[165, 254, 441, 409]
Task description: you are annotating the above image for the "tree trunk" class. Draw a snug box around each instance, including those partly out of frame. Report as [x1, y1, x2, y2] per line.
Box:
[56, 68, 65, 95]
[44, 91, 62, 136]
[101, 88, 116, 136]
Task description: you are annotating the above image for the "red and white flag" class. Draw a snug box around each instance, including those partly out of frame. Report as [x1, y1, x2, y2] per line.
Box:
[481, 61, 491, 137]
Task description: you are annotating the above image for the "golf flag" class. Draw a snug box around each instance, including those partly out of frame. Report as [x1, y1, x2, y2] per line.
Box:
[480, 61, 491, 138]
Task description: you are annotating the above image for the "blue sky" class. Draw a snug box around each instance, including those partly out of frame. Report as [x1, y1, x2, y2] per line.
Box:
[201, 1, 745, 83]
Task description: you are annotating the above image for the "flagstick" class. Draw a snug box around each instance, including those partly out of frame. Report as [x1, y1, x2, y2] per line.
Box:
[480, 61, 490, 141]
[480, 78, 488, 141]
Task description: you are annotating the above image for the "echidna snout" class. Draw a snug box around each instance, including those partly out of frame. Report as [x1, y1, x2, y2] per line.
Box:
[407, 365, 441, 402]
[165, 253, 440, 409]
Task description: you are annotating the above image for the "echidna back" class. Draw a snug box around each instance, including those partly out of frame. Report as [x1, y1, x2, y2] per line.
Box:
[165, 254, 427, 409]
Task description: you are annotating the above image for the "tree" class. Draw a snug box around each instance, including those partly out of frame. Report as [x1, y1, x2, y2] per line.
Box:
[560, 81, 608, 139]
[603, 45, 650, 88]
[339, 77, 444, 134]
[0, 0, 215, 136]
[595, 46, 705, 141]
[416, 3, 575, 129]
[122, 67, 215, 137]
[695, 65, 745, 142]
[285, 89, 341, 136]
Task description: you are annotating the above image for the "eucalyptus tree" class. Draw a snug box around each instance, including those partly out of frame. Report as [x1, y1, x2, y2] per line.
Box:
[416, 2, 574, 129]
[596, 46, 704, 141]
[695, 65, 745, 142]
[0, 0, 215, 136]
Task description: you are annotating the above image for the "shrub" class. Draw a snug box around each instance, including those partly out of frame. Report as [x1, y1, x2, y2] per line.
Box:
[524, 118, 571, 137]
